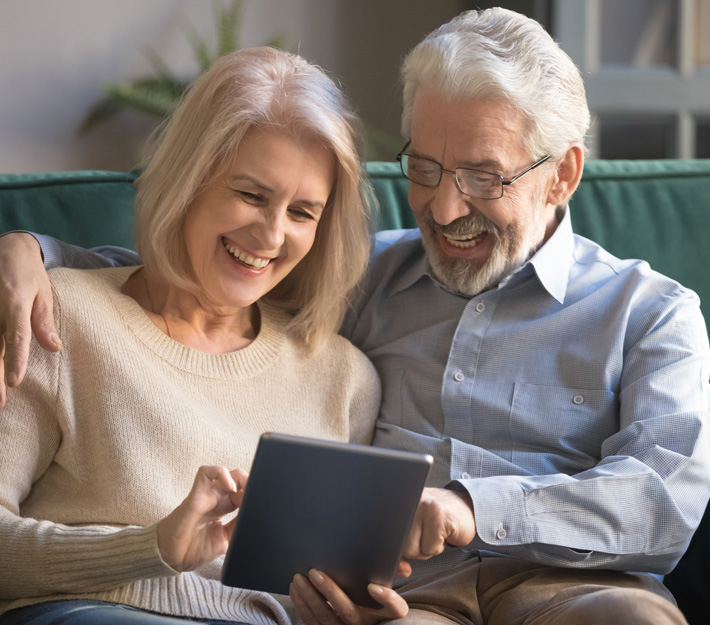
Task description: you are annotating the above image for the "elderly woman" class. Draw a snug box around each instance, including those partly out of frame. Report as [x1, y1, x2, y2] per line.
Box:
[0, 47, 382, 625]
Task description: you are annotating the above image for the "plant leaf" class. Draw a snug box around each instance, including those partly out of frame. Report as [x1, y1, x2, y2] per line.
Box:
[77, 98, 124, 135]
[216, 0, 245, 58]
[264, 34, 288, 51]
[141, 45, 178, 81]
[181, 18, 214, 72]
[104, 78, 189, 118]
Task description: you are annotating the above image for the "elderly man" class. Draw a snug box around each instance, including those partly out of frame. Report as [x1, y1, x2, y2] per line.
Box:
[287, 8, 709, 625]
[0, 8, 708, 625]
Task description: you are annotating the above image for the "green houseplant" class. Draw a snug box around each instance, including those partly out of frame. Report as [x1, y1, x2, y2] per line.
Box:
[79, 0, 285, 134]
[78, 0, 399, 159]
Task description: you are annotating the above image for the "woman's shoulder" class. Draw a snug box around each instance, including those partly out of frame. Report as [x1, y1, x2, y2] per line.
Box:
[48, 266, 137, 295]
[47, 267, 138, 327]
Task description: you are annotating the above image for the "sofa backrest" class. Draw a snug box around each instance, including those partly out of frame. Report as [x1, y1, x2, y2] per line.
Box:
[1, 159, 709, 327]
[0, 170, 137, 250]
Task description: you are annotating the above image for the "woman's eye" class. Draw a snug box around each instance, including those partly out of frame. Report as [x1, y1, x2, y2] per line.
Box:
[290, 208, 317, 222]
[236, 190, 263, 204]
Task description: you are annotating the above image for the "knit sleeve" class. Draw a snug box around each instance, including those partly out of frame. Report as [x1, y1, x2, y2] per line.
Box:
[346, 349, 382, 446]
[0, 296, 175, 600]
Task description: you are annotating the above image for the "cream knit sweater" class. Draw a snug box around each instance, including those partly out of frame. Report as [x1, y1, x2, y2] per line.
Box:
[0, 267, 381, 624]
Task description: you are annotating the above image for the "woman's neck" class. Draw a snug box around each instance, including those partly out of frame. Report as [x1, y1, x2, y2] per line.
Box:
[122, 267, 259, 353]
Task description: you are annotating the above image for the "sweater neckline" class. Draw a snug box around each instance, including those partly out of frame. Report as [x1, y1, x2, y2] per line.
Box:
[105, 267, 289, 380]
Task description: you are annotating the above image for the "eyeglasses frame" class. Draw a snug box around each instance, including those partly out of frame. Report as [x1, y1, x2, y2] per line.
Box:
[395, 140, 551, 200]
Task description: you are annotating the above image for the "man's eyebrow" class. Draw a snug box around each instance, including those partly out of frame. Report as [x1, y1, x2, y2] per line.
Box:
[458, 159, 503, 173]
[408, 149, 502, 173]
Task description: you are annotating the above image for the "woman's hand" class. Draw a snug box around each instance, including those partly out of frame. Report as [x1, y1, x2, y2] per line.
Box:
[157, 465, 248, 572]
[290, 569, 408, 625]
[0, 233, 60, 408]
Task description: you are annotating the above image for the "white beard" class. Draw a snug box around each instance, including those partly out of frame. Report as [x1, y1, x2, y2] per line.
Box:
[418, 203, 548, 297]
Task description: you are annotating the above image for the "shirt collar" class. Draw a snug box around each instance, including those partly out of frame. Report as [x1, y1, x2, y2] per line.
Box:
[386, 205, 574, 303]
[526, 205, 573, 304]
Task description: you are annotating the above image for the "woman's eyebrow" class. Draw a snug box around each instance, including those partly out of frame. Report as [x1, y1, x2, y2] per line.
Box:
[230, 174, 273, 193]
[230, 175, 326, 211]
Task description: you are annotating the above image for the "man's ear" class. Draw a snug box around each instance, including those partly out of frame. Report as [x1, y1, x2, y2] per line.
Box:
[546, 144, 584, 206]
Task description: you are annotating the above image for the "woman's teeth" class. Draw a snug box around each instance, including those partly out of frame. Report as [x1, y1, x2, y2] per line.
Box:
[222, 239, 270, 269]
[443, 232, 486, 248]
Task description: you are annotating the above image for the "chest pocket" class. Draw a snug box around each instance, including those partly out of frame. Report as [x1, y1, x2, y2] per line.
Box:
[510, 382, 618, 467]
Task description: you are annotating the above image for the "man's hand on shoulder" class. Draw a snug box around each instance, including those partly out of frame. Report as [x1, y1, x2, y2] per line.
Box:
[403, 487, 477, 561]
[0, 232, 60, 408]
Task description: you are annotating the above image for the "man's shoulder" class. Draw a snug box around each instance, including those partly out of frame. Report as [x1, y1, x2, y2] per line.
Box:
[570, 233, 701, 314]
[371, 228, 422, 260]
[368, 229, 425, 281]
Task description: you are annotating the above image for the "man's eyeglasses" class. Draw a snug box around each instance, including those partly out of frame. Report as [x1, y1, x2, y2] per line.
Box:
[396, 141, 551, 200]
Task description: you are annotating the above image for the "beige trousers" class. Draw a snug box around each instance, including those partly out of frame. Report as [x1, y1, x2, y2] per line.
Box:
[390, 558, 686, 625]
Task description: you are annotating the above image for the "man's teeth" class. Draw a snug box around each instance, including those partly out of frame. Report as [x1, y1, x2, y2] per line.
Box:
[223, 240, 270, 269]
[443, 232, 486, 248]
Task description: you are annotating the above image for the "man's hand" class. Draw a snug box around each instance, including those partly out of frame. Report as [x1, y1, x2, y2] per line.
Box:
[290, 569, 408, 625]
[403, 487, 476, 561]
[157, 465, 248, 572]
[0, 233, 60, 408]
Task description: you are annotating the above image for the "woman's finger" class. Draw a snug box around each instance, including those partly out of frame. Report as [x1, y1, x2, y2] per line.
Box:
[291, 573, 341, 625]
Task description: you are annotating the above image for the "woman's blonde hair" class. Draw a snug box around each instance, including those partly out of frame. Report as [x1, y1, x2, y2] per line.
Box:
[134, 47, 371, 350]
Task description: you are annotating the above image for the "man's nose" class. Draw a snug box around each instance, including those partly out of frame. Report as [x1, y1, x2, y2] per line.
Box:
[429, 171, 472, 226]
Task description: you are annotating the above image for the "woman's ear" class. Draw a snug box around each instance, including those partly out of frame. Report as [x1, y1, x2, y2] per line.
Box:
[546, 144, 584, 206]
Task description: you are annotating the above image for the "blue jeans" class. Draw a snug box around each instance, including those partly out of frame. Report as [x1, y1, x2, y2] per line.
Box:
[0, 601, 251, 625]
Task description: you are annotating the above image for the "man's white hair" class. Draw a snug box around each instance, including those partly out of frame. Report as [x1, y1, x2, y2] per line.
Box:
[400, 8, 590, 160]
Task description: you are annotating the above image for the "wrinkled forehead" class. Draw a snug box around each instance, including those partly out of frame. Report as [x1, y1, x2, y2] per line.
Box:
[409, 88, 532, 166]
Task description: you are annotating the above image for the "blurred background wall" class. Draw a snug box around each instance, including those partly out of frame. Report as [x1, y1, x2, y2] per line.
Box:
[1, 0, 708, 173]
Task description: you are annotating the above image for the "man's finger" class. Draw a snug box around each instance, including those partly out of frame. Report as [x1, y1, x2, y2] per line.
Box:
[0, 337, 6, 409]
[4, 314, 33, 389]
[31, 291, 60, 353]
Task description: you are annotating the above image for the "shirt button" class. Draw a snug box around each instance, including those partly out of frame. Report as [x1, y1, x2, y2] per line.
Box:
[461, 472, 471, 479]
[573, 395, 584, 405]
[454, 371, 465, 382]
[496, 524, 507, 540]
[475, 302, 486, 313]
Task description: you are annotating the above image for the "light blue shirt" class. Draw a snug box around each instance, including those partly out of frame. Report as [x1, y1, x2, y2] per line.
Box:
[342, 208, 710, 577]
[34, 208, 710, 579]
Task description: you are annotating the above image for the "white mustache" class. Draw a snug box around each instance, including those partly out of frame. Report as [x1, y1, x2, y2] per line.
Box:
[422, 209, 500, 238]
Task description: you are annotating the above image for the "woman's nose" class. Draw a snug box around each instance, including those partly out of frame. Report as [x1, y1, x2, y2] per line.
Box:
[255, 208, 287, 249]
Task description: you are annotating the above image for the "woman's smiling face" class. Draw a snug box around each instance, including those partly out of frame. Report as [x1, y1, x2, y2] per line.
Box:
[183, 127, 335, 312]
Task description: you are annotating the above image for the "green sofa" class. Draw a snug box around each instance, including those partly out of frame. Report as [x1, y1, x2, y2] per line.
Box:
[1, 159, 709, 624]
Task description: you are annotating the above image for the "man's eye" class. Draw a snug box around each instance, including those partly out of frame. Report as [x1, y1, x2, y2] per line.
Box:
[465, 171, 497, 185]
[410, 158, 438, 175]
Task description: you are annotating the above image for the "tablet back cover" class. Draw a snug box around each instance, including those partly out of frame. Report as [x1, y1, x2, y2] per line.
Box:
[221, 433, 432, 606]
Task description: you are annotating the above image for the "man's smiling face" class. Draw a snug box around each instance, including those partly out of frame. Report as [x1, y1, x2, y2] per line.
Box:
[407, 89, 559, 296]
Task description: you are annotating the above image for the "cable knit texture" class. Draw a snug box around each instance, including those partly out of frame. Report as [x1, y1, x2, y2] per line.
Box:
[0, 266, 381, 624]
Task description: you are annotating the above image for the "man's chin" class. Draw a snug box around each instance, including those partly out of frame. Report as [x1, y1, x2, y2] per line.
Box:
[427, 250, 499, 297]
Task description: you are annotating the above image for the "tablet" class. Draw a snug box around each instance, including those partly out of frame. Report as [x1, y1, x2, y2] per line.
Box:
[221, 432, 433, 607]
